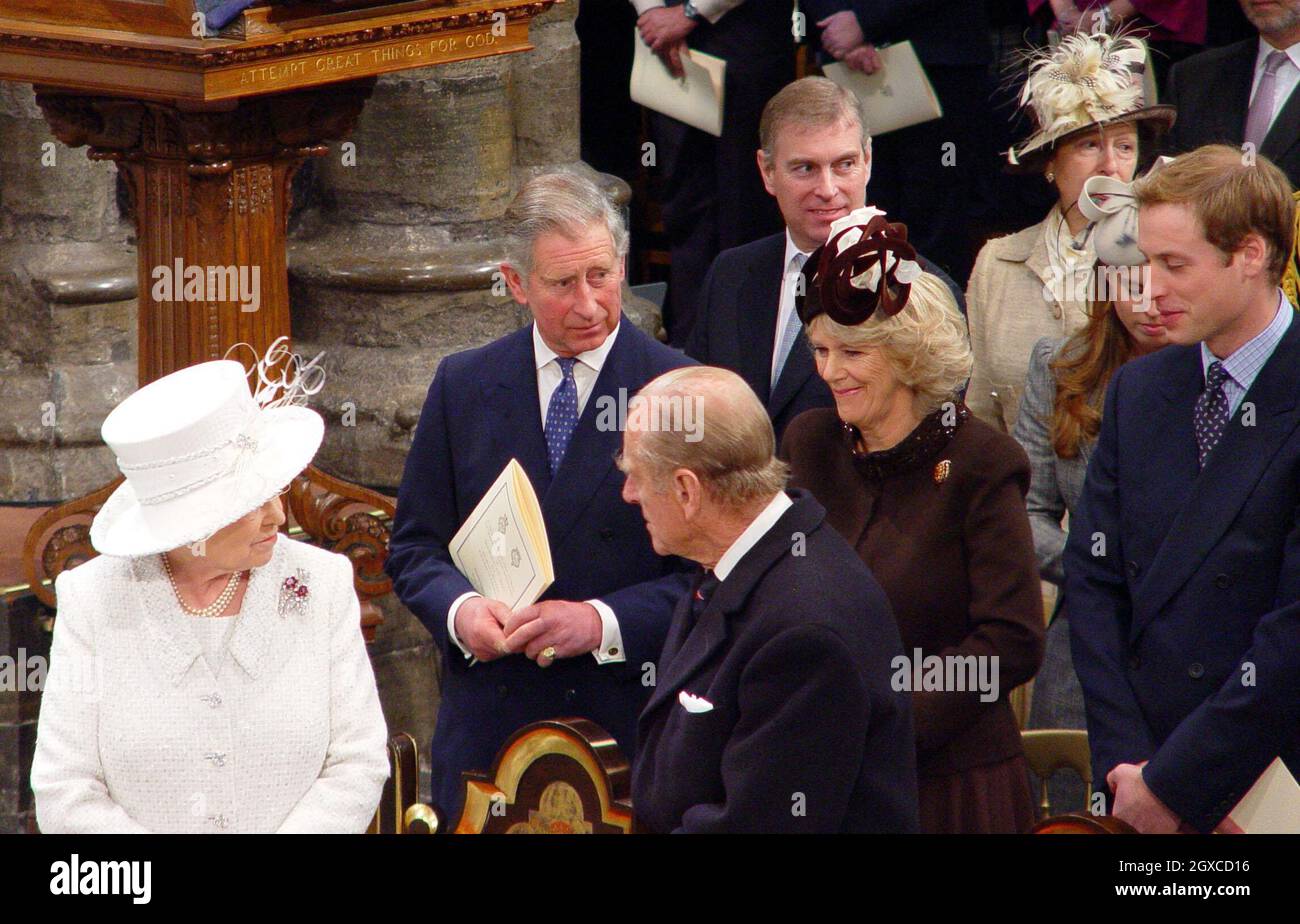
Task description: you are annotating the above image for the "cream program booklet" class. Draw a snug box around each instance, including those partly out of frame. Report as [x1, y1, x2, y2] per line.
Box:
[822, 42, 942, 136]
[630, 30, 726, 137]
[449, 459, 554, 611]
[1229, 757, 1300, 834]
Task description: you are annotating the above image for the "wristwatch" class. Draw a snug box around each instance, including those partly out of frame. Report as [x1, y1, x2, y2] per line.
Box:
[682, 1, 703, 22]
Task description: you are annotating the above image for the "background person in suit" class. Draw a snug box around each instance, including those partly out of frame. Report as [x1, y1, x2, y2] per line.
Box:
[1164, 0, 1300, 186]
[623, 365, 919, 833]
[782, 215, 1044, 833]
[633, 0, 795, 346]
[386, 172, 693, 820]
[1066, 146, 1300, 833]
[802, 0, 993, 285]
[1011, 171, 1171, 814]
[686, 77, 963, 446]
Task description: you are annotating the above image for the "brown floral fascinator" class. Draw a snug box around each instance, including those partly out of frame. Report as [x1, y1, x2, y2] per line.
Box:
[796, 207, 923, 327]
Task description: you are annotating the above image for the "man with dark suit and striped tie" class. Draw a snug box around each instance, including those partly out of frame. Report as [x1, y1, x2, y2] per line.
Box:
[1066, 146, 1300, 833]
[386, 172, 693, 820]
[685, 77, 964, 446]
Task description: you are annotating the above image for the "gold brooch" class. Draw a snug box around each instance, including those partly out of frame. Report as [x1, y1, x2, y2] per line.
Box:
[933, 460, 951, 484]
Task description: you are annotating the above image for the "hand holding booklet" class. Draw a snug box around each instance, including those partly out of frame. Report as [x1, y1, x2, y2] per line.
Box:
[822, 42, 942, 136]
[629, 29, 726, 137]
[449, 459, 554, 612]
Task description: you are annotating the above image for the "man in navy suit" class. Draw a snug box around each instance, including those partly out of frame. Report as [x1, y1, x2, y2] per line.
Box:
[686, 77, 964, 445]
[1164, 0, 1300, 187]
[1066, 145, 1300, 833]
[622, 366, 919, 832]
[386, 173, 693, 819]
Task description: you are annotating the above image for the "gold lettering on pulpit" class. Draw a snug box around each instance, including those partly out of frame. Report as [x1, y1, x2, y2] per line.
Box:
[314, 52, 363, 74]
[464, 30, 499, 49]
[239, 60, 308, 86]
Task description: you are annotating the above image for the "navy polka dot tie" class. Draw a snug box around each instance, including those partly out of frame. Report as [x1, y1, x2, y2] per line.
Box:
[1194, 361, 1231, 468]
[545, 357, 579, 475]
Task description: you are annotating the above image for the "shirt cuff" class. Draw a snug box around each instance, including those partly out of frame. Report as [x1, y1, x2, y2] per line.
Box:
[447, 591, 481, 661]
[693, 0, 745, 24]
[630, 0, 665, 15]
[588, 599, 626, 664]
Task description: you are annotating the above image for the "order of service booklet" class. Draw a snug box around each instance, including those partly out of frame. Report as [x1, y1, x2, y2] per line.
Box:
[822, 41, 943, 136]
[449, 458, 554, 611]
[629, 29, 726, 137]
[1229, 757, 1300, 834]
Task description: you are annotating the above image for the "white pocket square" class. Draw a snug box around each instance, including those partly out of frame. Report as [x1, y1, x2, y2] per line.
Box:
[678, 690, 714, 713]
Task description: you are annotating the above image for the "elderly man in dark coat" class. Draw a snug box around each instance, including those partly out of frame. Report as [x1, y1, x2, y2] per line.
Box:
[622, 365, 919, 833]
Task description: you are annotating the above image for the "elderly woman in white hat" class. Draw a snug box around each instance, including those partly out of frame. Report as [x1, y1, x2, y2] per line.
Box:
[31, 340, 389, 833]
[965, 31, 1175, 433]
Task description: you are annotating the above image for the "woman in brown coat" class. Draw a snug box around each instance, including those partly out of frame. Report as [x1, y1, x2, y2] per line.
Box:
[781, 210, 1045, 833]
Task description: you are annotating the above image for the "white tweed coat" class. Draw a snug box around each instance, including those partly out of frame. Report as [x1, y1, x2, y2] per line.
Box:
[31, 537, 389, 833]
[965, 213, 1093, 433]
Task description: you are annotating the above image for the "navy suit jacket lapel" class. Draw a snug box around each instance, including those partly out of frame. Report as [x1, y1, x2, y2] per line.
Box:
[640, 494, 820, 720]
[1263, 70, 1300, 162]
[737, 233, 786, 404]
[769, 335, 815, 423]
[485, 327, 551, 497]
[1134, 322, 1300, 634]
[1221, 41, 1258, 142]
[540, 324, 637, 550]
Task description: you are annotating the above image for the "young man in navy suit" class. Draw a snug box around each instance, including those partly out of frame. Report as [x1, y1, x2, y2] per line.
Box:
[1067, 145, 1300, 833]
[386, 173, 692, 820]
[623, 366, 919, 832]
[685, 77, 964, 445]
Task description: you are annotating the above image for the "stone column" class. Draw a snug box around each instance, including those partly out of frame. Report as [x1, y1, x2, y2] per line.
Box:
[0, 82, 136, 503]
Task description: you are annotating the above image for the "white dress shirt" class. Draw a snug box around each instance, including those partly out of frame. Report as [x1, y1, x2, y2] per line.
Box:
[447, 322, 627, 665]
[714, 491, 794, 581]
[629, 0, 746, 26]
[771, 229, 816, 390]
[1250, 38, 1300, 136]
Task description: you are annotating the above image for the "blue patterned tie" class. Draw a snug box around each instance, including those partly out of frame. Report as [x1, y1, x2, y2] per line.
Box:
[772, 253, 809, 391]
[545, 357, 579, 475]
[1194, 361, 1231, 468]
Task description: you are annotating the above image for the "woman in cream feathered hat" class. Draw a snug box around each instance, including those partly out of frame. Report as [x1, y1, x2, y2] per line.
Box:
[964, 30, 1175, 434]
[31, 339, 389, 833]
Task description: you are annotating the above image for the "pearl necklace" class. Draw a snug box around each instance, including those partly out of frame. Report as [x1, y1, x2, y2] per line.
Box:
[161, 553, 243, 617]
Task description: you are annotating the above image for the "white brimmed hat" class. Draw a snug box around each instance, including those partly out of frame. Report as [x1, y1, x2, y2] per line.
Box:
[90, 338, 325, 557]
[1007, 32, 1175, 172]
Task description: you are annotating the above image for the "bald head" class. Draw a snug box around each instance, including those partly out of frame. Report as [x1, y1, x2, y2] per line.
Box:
[624, 366, 788, 507]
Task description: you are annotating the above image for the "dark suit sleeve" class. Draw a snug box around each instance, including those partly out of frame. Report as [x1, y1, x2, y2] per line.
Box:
[910, 437, 1045, 753]
[848, 0, 955, 39]
[384, 358, 475, 657]
[684, 256, 719, 362]
[1064, 367, 1159, 793]
[676, 625, 870, 833]
[601, 571, 693, 666]
[1143, 504, 1300, 831]
[1161, 59, 1185, 156]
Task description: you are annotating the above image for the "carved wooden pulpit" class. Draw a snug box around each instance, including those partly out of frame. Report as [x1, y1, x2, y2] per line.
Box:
[0, 0, 559, 634]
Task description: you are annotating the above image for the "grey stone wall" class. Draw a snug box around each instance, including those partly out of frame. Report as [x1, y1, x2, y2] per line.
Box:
[0, 81, 136, 503]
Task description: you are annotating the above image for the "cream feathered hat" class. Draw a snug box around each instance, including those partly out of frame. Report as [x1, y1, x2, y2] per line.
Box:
[90, 337, 325, 557]
[1007, 31, 1175, 173]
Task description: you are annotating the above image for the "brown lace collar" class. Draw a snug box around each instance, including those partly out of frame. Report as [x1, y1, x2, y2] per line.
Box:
[842, 402, 969, 481]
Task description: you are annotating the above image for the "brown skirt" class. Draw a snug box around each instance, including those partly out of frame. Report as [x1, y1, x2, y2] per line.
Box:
[919, 754, 1036, 834]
